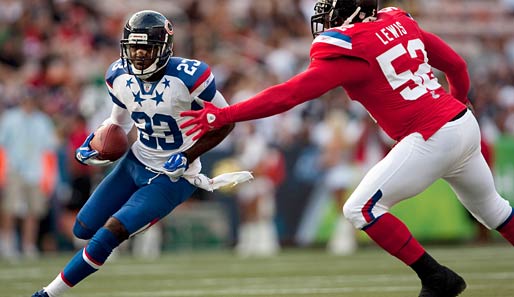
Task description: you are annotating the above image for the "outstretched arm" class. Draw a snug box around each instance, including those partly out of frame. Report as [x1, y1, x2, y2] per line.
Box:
[185, 123, 234, 162]
[181, 57, 350, 139]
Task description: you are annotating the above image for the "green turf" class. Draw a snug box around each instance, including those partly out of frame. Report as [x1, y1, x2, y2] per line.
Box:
[3, 244, 513, 297]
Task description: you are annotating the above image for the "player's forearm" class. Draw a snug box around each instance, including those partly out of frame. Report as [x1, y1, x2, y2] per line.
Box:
[183, 123, 234, 162]
[107, 105, 134, 134]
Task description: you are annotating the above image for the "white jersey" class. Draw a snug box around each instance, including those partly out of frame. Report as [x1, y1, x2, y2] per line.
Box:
[104, 57, 228, 176]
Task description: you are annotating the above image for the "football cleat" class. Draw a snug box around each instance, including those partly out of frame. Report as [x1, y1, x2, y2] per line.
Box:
[419, 266, 466, 297]
[31, 290, 49, 297]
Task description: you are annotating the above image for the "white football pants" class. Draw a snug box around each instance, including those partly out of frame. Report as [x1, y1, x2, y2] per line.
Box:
[344, 110, 512, 230]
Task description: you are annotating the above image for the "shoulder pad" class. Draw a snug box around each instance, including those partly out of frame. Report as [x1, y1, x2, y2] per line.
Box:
[105, 59, 127, 88]
[166, 57, 212, 93]
[310, 28, 356, 59]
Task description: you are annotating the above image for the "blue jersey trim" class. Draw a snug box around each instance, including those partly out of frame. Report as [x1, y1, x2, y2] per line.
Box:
[321, 31, 352, 43]
[135, 79, 159, 96]
[105, 59, 127, 88]
[497, 207, 514, 230]
[109, 91, 126, 109]
[197, 80, 216, 101]
[191, 101, 203, 111]
[166, 57, 211, 92]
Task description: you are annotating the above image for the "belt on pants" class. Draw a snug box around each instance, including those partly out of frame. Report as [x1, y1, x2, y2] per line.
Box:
[449, 109, 467, 122]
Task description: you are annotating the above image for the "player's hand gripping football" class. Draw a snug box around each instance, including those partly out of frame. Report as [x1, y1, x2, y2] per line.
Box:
[163, 152, 189, 179]
[180, 102, 229, 140]
[75, 133, 112, 166]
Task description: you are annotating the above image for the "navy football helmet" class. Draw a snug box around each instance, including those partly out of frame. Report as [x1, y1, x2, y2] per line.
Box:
[120, 10, 174, 80]
[311, 0, 378, 37]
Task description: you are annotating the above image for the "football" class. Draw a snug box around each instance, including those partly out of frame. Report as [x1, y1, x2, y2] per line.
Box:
[90, 124, 128, 161]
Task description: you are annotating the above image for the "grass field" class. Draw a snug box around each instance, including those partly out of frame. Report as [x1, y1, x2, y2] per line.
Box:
[2, 244, 513, 297]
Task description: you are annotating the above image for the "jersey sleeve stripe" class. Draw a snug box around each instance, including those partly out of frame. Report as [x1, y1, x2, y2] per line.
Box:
[82, 247, 102, 269]
[109, 91, 127, 109]
[313, 31, 353, 50]
[190, 70, 214, 97]
[196, 79, 216, 101]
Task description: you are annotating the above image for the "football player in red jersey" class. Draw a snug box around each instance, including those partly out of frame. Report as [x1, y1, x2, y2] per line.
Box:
[180, 1, 514, 296]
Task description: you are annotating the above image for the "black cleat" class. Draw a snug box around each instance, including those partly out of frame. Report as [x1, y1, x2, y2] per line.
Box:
[31, 290, 50, 297]
[419, 266, 466, 297]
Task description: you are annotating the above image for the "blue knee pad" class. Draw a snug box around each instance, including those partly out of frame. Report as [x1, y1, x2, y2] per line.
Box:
[86, 227, 120, 265]
[73, 219, 96, 240]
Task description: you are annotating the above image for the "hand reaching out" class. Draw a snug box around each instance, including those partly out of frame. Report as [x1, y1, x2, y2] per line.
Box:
[180, 102, 229, 140]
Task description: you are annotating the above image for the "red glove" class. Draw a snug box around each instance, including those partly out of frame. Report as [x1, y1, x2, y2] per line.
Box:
[180, 102, 231, 140]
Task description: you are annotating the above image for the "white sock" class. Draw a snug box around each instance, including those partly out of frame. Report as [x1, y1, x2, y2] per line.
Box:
[132, 226, 162, 260]
[254, 220, 280, 256]
[44, 273, 71, 297]
[235, 223, 251, 256]
[327, 216, 357, 255]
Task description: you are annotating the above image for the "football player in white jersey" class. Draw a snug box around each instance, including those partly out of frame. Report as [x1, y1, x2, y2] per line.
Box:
[32, 10, 249, 297]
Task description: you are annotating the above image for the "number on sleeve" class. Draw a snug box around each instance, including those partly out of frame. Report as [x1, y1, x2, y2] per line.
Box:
[111, 61, 125, 72]
[177, 59, 201, 76]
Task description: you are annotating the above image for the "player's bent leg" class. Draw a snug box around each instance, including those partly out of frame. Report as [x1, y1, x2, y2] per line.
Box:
[113, 175, 195, 236]
[72, 157, 138, 240]
[355, 213, 466, 297]
[72, 218, 96, 240]
[360, 213, 425, 265]
[41, 219, 127, 297]
[443, 144, 514, 245]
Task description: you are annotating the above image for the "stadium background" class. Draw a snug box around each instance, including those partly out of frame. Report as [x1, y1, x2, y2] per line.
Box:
[0, 0, 514, 254]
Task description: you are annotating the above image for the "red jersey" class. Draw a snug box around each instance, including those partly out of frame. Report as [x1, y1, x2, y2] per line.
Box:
[225, 7, 469, 141]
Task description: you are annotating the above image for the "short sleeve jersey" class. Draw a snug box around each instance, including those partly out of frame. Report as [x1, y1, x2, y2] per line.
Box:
[105, 57, 217, 172]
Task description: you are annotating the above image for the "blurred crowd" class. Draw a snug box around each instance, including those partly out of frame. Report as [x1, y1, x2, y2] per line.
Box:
[0, 0, 513, 258]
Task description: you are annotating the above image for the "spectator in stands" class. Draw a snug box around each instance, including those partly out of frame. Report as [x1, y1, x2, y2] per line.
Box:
[233, 122, 284, 257]
[0, 95, 58, 260]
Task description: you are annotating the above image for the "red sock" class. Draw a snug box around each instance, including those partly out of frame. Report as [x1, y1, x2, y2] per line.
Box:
[497, 209, 514, 245]
[364, 213, 425, 265]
